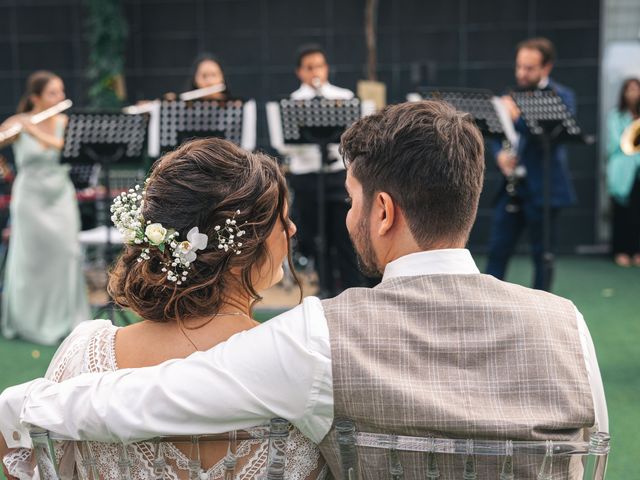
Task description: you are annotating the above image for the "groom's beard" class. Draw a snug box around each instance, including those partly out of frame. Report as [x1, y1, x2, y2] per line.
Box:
[349, 214, 380, 278]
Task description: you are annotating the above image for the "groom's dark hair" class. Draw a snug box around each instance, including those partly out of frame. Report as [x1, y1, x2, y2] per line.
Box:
[340, 100, 485, 248]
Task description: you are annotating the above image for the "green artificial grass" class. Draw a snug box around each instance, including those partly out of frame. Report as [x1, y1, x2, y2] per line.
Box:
[0, 255, 638, 478]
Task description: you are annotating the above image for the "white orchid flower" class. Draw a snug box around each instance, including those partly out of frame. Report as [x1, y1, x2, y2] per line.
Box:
[176, 227, 209, 263]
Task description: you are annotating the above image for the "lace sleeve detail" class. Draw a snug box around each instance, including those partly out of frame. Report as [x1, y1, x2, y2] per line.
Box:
[84, 323, 119, 373]
[47, 320, 116, 380]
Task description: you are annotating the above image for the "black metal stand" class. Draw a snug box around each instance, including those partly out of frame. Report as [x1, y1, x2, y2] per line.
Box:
[511, 89, 591, 291]
[276, 98, 362, 298]
[83, 146, 125, 266]
[159, 99, 245, 153]
[300, 129, 343, 298]
[83, 146, 129, 324]
[62, 112, 148, 323]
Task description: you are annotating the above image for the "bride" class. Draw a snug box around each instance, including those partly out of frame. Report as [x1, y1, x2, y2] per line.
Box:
[3, 138, 327, 479]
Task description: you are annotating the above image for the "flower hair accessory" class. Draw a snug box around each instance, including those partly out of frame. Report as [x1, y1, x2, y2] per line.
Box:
[214, 210, 246, 255]
[110, 184, 245, 285]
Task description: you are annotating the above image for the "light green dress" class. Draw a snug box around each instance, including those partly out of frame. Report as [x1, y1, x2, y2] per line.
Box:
[1, 118, 89, 345]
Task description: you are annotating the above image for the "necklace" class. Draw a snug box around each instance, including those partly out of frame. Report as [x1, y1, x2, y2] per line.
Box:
[178, 311, 251, 352]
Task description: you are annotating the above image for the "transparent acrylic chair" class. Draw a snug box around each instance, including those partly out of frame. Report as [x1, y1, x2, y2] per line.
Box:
[28, 417, 291, 480]
[335, 420, 610, 480]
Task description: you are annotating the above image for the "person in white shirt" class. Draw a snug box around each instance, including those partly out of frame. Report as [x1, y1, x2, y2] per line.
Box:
[1, 101, 607, 479]
[286, 44, 372, 296]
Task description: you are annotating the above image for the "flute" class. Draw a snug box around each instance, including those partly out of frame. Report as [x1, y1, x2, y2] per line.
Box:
[122, 101, 159, 115]
[179, 83, 226, 101]
[0, 99, 73, 143]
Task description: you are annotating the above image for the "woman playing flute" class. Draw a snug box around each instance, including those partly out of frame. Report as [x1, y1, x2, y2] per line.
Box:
[0, 70, 89, 345]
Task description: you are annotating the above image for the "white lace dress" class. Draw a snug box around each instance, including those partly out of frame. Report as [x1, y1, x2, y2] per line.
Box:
[4, 320, 328, 480]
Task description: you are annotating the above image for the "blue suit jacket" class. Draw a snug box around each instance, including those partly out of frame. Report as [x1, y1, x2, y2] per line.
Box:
[493, 79, 577, 208]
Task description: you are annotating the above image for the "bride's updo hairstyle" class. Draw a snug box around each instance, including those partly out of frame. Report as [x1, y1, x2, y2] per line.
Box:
[108, 137, 295, 323]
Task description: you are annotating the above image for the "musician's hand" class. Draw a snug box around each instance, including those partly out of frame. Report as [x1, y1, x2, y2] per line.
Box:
[501, 95, 521, 122]
[16, 115, 37, 136]
[0, 435, 18, 480]
[497, 150, 517, 176]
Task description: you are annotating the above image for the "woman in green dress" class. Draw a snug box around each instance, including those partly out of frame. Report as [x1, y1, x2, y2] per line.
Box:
[0, 71, 89, 345]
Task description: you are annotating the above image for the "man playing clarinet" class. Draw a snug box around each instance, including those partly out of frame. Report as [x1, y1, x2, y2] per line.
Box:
[485, 37, 577, 291]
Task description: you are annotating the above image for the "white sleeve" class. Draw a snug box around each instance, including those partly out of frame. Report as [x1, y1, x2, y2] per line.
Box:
[0, 298, 333, 448]
[0, 321, 112, 449]
[574, 306, 609, 433]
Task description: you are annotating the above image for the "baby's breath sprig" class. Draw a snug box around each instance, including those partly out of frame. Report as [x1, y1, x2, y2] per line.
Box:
[110, 185, 145, 244]
[214, 210, 246, 255]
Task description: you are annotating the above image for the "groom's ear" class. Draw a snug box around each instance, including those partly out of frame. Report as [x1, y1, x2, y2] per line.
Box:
[375, 191, 396, 237]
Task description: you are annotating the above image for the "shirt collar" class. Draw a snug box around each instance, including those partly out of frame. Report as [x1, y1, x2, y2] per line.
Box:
[381, 249, 480, 282]
[295, 82, 333, 96]
[538, 77, 550, 89]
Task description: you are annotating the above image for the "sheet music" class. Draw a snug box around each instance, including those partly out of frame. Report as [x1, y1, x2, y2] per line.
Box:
[491, 96, 519, 150]
[123, 100, 161, 157]
[241, 100, 256, 151]
[266, 101, 285, 152]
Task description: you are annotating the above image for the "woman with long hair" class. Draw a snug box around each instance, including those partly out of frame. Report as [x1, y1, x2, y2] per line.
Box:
[187, 53, 231, 100]
[2, 138, 327, 479]
[0, 70, 89, 345]
[162, 53, 231, 101]
[607, 77, 640, 267]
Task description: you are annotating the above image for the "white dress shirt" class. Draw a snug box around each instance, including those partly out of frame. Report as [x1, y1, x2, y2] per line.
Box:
[0, 249, 608, 449]
[285, 82, 354, 175]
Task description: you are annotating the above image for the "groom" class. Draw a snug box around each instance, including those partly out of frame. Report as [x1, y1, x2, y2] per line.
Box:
[1, 101, 606, 478]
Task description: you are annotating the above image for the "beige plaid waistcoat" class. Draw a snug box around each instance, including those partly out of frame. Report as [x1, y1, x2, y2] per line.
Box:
[318, 274, 595, 479]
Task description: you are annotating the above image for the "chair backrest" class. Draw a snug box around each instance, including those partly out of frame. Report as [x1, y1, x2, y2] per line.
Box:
[29, 417, 292, 480]
[335, 420, 610, 480]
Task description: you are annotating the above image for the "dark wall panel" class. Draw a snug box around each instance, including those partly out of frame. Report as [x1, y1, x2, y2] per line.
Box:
[0, 0, 600, 252]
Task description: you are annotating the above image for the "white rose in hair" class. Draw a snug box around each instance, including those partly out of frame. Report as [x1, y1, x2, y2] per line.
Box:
[145, 223, 167, 245]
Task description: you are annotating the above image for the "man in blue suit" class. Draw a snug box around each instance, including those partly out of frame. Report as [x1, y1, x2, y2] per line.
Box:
[486, 37, 576, 291]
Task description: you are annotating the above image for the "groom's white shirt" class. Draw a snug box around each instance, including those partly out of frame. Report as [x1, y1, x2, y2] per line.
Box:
[0, 249, 607, 448]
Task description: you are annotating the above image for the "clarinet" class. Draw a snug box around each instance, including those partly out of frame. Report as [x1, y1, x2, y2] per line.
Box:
[503, 138, 526, 213]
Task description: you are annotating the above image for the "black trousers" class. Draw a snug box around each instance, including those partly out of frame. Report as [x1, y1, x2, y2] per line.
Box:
[486, 193, 559, 291]
[288, 170, 374, 296]
[612, 175, 640, 256]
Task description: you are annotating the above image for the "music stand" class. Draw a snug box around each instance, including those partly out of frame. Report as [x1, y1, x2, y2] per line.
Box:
[511, 89, 591, 291]
[267, 97, 362, 297]
[411, 87, 507, 138]
[159, 99, 256, 152]
[62, 111, 148, 322]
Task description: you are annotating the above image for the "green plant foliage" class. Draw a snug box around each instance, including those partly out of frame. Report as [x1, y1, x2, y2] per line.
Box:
[85, 0, 128, 109]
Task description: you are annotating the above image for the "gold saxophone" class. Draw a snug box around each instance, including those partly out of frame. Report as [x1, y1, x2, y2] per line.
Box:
[620, 117, 640, 155]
